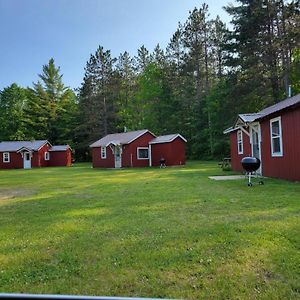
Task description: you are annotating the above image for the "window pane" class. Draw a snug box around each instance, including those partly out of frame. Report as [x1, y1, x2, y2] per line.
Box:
[272, 121, 279, 136]
[101, 147, 106, 158]
[138, 149, 149, 159]
[238, 131, 241, 142]
[272, 137, 281, 153]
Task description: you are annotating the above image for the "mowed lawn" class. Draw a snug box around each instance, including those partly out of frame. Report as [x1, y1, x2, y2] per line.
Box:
[0, 162, 299, 299]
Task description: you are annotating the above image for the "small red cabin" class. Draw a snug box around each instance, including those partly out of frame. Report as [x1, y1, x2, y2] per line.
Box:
[149, 134, 186, 167]
[0, 140, 72, 169]
[90, 130, 187, 168]
[48, 145, 72, 167]
[225, 93, 300, 181]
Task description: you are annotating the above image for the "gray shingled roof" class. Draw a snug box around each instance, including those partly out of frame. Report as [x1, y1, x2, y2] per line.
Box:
[49, 145, 70, 152]
[229, 94, 300, 132]
[0, 140, 49, 152]
[238, 94, 300, 124]
[258, 93, 300, 118]
[90, 130, 154, 147]
[149, 134, 187, 144]
[238, 113, 263, 123]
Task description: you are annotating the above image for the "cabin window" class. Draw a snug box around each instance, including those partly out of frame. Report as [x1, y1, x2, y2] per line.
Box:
[137, 147, 149, 160]
[101, 146, 106, 159]
[237, 130, 243, 154]
[3, 152, 10, 163]
[44, 152, 50, 161]
[270, 116, 283, 157]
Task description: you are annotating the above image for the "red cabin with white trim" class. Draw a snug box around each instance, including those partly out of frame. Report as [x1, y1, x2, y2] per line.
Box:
[90, 130, 187, 168]
[225, 93, 300, 181]
[0, 140, 72, 169]
[149, 134, 187, 167]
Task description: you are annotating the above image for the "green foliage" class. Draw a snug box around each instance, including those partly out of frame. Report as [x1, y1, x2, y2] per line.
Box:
[0, 60, 77, 148]
[290, 48, 300, 94]
[0, 83, 28, 140]
[22, 59, 77, 145]
[75, 46, 118, 160]
[224, 0, 300, 103]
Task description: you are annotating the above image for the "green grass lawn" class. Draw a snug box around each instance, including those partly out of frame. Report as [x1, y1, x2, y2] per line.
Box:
[0, 162, 299, 299]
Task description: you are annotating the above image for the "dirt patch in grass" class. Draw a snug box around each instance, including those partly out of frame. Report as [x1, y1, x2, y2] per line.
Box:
[0, 188, 36, 200]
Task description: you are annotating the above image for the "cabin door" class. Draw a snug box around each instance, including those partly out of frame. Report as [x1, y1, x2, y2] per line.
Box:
[23, 152, 32, 169]
[114, 146, 122, 168]
[250, 124, 262, 174]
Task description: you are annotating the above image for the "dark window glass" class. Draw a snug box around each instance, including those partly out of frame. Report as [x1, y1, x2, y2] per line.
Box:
[138, 149, 149, 159]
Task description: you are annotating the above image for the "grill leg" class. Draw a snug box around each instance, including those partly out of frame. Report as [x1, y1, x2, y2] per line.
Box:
[247, 173, 253, 187]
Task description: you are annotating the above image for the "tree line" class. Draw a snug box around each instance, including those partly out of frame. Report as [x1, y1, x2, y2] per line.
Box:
[1, 0, 299, 161]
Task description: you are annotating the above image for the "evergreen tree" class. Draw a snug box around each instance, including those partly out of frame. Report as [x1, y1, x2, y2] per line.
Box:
[135, 45, 151, 73]
[23, 59, 77, 144]
[224, 0, 300, 107]
[76, 46, 118, 160]
[0, 83, 28, 140]
[115, 51, 137, 131]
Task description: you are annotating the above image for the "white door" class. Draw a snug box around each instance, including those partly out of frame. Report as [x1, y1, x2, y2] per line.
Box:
[250, 124, 262, 174]
[23, 152, 32, 169]
[114, 146, 122, 168]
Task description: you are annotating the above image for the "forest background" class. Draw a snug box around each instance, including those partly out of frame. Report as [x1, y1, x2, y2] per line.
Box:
[0, 0, 299, 161]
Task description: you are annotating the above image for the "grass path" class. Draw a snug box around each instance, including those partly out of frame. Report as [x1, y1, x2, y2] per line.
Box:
[0, 162, 299, 299]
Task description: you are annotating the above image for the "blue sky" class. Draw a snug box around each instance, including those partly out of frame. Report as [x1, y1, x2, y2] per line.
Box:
[0, 0, 232, 90]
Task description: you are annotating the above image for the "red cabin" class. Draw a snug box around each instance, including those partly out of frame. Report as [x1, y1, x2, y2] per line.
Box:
[149, 134, 187, 167]
[0, 140, 72, 169]
[224, 93, 300, 181]
[90, 130, 187, 168]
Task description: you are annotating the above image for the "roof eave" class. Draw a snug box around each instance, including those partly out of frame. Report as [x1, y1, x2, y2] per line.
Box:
[223, 127, 238, 134]
[16, 147, 33, 153]
[126, 130, 156, 144]
[37, 140, 51, 151]
[149, 134, 187, 144]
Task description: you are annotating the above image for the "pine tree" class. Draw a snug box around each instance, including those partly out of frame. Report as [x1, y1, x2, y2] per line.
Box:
[0, 83, 28, 140]
[224, 0, 300, 106]
[135, 45, 151, 73]
[23, 59, 77, 144]
[76, 46, 118, 160]
[115, 51, 137, 130]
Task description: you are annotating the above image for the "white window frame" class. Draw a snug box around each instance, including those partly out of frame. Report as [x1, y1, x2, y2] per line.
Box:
[270, 116, 283, 157]
[101, 146, 106, 159]
[237, 130, 243, 154]
[3, 152, 10, 163]
[137, 147, 149, 160]
[44, 152, 50, 161]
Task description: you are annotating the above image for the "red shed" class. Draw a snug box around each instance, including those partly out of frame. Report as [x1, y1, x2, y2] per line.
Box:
[149, 134, 187, 167]
[48, 145, 72, 167]
[90, 130, 187, 168]
[0, 140, 72, 169]
[224, 93, 300, 181]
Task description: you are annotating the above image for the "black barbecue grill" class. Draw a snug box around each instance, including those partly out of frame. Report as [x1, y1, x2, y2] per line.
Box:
[159, 157, 166, 168]
[241, 156, 264, 186]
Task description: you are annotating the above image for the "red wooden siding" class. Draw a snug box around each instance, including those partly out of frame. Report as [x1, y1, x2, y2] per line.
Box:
[260, 107, 300, 181]
[151, 137, 186, 167]
[92, 132, 155, 168]
[0, 143, 51, 169]
[33, 143, 51, 167]
[122, 132, 155, 167]
[92, 146, 115, 168]
[49, 149, 72, 167]
[229, 130, 251, 172]
[0, 152, 23, 169]
[0, 143, 72, 169]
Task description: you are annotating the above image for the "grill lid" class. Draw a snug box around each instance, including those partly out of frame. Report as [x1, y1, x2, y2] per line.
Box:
[241, 156, 261, 172]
